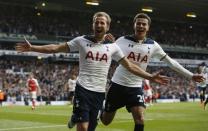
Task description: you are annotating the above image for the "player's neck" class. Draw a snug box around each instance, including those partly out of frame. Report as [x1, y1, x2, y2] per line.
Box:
[135, 35, 145, 41]
[94, 35, 105, 43]
[134, 35, 146, 43]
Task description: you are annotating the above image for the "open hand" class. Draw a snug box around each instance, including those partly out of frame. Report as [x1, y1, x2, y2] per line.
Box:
[151, 71, 169, 85]
[192, 74, 205, 82]
[15, 36, 32, 52]
[104, 33, 115, 43]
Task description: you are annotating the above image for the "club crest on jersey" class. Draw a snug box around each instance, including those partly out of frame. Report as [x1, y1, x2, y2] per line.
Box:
[85, 51, 108, 62]
[105, 46, 109, 51]
[127, 52, 148, 63]
[148, 46, 150, 54]
[128, 44, 134, 48]
[86, 44, 92, 47]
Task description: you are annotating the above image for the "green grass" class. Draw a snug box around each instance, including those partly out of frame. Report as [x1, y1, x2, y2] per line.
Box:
[0, 102, 208, 131]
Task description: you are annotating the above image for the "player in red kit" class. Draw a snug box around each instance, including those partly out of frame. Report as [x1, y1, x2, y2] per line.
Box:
[143, 79, 153, 106]
[26, 73, 41, 110]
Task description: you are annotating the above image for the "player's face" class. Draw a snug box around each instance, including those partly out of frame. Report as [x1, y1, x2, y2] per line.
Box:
[134, 18, 149, 40]
[93, 16, 109, 38]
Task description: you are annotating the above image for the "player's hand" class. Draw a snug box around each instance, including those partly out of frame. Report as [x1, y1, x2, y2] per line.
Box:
[150, 71, 169, 85]
[104, 33, 115, 43]
[15, 36, 32, 52]
[192, 74, 205, 82]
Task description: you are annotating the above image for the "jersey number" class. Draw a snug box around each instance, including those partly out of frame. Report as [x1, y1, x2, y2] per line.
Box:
[137, 95, 145, 102]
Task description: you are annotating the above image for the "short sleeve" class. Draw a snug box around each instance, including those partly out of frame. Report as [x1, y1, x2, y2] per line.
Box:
[66, 37, 81, 52]
[152, 42, 167, 60]
[112, 44, 125, 62]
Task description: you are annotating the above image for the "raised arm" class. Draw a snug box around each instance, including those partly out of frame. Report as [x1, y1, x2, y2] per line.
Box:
[119, 57, 169, 85]
[15, 37, 69, 53]
[162, 55, 205, 82]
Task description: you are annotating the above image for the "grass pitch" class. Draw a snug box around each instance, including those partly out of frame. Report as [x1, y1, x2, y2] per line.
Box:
[0, 102, 207, 131]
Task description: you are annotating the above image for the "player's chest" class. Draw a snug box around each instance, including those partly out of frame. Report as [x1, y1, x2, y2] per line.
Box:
[122, 43, 153, 55]
[81, 43, 113, 62]
[121, 43, 153, 63]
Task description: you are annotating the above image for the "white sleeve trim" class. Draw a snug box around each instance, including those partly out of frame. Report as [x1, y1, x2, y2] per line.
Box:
[163, 55, 193, 79]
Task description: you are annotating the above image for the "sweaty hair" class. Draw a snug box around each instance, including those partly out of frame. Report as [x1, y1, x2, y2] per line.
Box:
[93, 12, 111, 26]
[133, 13, 151, 26]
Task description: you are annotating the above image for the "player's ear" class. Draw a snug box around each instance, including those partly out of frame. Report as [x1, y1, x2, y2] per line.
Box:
[146, 25, 150, 32]
[106, 24, 110, 32]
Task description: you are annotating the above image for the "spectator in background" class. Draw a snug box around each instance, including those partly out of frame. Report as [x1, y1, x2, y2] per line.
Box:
[196, 62, 208, 104]
[26, 73, 41, 110]
[143, 79, 153, 106]
[67, 74, 77, 104]
[0, 89, 4, 106]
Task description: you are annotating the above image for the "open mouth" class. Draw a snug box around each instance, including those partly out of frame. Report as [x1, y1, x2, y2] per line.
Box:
[137, 29, 145, 33]
[96, 29, 103, 33]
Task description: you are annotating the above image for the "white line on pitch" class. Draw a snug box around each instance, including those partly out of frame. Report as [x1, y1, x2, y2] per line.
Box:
[0, 125, 66, 131]
[98, 118, 154, 124]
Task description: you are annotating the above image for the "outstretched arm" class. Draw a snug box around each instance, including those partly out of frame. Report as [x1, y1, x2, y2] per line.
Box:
[15, 37, 69, 53]
[119, 57, 169, 85]
[162, 55, 205, 82]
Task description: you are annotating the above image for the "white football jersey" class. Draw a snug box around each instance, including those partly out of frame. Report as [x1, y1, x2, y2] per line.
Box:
[206, 67, 208, 84]
[112, 35, 166, 88]
[67, 35, 125, 92]
[202, 66, 208, 84]
[68, 78, 77, 92]
[197, 66, 208, 87]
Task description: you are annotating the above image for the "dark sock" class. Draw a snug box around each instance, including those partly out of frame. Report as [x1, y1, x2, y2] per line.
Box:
[99, 110, 103, 121]
[200, 94, 203, 103]
[202, 95, 205, 101]
[134, 124, 144, 131]
[205, 98, 208, 105]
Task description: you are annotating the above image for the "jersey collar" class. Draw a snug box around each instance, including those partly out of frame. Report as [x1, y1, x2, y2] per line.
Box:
[84, 35, 112, 44]
[124, 35, 146, 44]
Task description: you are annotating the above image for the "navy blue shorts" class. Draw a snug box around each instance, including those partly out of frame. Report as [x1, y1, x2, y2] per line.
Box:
[105, 81, 145, 112]
[71, 83, 105, 126]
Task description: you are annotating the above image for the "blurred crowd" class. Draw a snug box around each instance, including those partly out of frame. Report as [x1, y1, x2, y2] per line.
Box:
[147, 67, 198, 101]
[0, 4, 207, 48]
[0, 59, 79, 102]
[0, 4, 207, 103]
[0, 59, 202, 102]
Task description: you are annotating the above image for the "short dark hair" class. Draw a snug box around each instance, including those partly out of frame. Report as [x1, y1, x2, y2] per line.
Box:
[200, 62, 206, 66]
[133, 13, 151, 25]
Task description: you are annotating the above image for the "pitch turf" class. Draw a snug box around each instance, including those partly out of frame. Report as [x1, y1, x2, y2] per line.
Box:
[0, 102, 207, 131]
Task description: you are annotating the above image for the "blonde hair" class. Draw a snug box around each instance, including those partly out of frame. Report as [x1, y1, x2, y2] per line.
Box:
[93, 12, 111, 26]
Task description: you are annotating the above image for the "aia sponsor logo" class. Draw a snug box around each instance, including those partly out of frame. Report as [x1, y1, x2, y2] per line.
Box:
[127, 52, 148, 63]
[85, 51, 108, 62]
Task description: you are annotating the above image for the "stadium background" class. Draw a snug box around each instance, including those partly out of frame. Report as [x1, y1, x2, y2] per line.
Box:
[0, 0, 208, 131]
